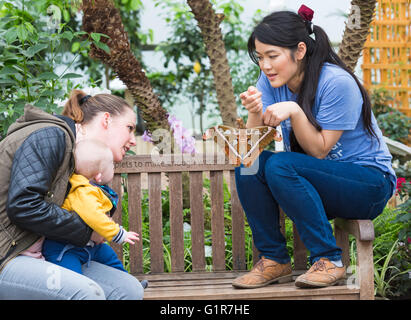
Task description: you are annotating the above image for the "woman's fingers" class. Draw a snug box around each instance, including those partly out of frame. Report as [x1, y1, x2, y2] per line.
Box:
[263, 109, 279, 127]
[240, 89, 262, 114]
[248, 101, 263, 113]
[247, 86, 257, 94]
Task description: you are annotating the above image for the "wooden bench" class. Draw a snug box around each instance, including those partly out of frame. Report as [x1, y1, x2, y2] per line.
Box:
[111, 154, 375, 300]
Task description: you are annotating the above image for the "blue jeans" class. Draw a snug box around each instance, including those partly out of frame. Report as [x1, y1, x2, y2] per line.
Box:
[42, 240, 127, 274]
[0, 255, 144, 300]
[235, 151, 393, 265]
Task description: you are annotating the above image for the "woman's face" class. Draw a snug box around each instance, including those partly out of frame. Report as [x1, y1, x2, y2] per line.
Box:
[255, 39, 305, 92]
[105, 107, 137, 162]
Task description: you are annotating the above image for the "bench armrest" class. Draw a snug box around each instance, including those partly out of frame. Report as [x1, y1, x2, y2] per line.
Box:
[334, 218, 374, 241]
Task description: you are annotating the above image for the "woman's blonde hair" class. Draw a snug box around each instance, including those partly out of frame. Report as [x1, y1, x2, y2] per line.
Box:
[62, 89, 132, 124]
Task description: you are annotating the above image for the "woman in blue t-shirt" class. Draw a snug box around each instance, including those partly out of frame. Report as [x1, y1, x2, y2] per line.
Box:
[232, 5, 396, 289]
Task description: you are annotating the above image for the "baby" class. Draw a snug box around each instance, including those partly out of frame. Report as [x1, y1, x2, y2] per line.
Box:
[42, 139, 141, 278]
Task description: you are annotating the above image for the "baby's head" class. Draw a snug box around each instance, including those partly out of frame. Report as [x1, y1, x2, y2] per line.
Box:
[74, 139, 114, 185]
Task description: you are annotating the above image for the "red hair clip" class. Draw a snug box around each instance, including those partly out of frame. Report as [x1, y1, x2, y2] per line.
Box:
[298, 4, 314, 22]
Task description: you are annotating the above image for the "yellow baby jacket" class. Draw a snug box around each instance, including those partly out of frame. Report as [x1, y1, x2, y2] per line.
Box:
[62, 174, 124, 243]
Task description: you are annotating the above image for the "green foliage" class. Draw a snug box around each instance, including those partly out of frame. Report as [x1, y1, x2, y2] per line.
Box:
[367, 87, 411, 298]
[68, 0, 147, 85]
[0, 0, 115, 138]
[370, 88, 411, 143]
[377, 110, 411, 143]
[392, 159, 411, 244]
[371, 206, 411, 298]
[370, 87, 394, 117]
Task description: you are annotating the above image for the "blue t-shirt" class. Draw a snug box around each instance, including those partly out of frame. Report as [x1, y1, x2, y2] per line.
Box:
[256, 62, 396, 194]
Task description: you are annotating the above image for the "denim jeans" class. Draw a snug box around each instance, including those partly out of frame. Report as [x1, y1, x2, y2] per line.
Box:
[42, 240, 127, 274]
[0, 255, 144, 300]
[235, 151, 393, 265]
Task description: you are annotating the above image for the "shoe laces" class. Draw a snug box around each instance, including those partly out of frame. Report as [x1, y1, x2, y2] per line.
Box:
[253, 258, 266, 272]
[311, 259, 327, 272]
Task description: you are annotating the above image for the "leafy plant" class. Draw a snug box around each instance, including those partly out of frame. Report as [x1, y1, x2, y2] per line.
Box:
[370, 87, 394, 117]
[377, 110, 411, 144]
[392, 159, 411, 245]
[0, 0, 115, 138]
[374, 239, 410, 298]
[369, 87, 410, 144]
[372, 206, 411, 299]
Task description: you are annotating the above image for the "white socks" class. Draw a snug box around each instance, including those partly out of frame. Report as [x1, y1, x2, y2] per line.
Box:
[331, 259, 343, 267]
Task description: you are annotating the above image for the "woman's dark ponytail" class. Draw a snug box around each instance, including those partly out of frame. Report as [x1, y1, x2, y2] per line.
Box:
[248, 8, 377, 153]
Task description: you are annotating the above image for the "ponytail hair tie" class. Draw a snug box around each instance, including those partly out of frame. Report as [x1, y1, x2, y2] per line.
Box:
[298, 4, 315, 35]
[79, 95, 91, 105]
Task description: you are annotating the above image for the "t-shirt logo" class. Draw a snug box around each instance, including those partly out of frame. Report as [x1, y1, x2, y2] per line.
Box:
[325, 142, 343, 160]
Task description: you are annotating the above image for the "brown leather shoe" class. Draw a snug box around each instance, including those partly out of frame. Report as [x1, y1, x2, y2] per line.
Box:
[295, 258, 346, 288]
[232, 257, 293, 289]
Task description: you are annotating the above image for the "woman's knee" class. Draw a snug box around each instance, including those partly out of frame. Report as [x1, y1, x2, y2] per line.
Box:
[47, 264, 106, 300]
[235, 150, 274, 182]
[69, 278, 106, 300]
[82, 261, 143, 300]
[264, 152, 295, 178]
[110, 273, 144, 300]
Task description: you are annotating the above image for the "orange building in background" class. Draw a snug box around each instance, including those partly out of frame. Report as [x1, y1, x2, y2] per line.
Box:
[362, 0, 410, 117]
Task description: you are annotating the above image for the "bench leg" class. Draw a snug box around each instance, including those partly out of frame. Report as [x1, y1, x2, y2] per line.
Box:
[334, 224, 350, 268]
[356, 240, 375, 300]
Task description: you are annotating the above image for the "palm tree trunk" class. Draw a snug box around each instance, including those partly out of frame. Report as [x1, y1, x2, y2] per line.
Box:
[81, 0, 169, 133]
[187, 0, 238, 127]
[338, 0, 377, 72]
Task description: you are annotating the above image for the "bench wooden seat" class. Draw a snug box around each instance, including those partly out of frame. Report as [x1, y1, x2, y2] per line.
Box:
[139, 271, 360, 300]
[111, 154, 375, 300]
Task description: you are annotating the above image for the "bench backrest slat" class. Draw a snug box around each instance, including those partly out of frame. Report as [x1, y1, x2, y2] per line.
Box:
[111, 174, 123, 262]
[229, 170, 246, 270]
[169, 172, 184, 272]
[189, 171, 206, 271]
[127, 173, 143, 274]
[148, 172, 163, 273]
[210, 170, 226, 271]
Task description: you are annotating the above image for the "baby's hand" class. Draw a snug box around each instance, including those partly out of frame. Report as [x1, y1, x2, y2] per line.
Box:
[124, 231, 140, 245]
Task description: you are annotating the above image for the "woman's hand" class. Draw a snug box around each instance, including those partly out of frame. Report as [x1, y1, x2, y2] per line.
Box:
[263, 101, 300, 127]
[239, 86, 263, 114]
[90, 230, 105, 245]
